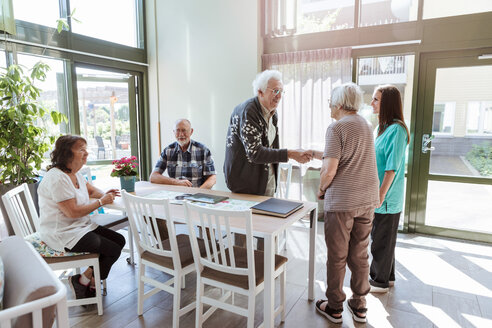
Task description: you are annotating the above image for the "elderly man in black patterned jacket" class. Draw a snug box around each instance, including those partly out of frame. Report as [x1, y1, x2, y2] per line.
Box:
[224, 69, 312, 197]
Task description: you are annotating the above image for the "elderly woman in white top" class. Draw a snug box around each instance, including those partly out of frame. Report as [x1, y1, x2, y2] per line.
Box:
[38, 135, 125, 300]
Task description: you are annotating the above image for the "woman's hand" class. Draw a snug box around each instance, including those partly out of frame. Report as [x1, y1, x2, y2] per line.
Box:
[317, 188, 325, 200]
[100, 192, 115, 205]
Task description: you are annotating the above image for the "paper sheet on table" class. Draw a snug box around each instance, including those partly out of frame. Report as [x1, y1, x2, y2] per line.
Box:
[145, 190, 259, 209]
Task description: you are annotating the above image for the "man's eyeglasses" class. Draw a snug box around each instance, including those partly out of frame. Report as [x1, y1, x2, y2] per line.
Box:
[267, 88, 285, 96]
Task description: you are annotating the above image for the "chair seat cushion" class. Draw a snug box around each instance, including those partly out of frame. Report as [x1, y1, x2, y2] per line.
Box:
[141, 234, 210, 270]
[24, 232, 89, 258]
[201, 246, 288, 290]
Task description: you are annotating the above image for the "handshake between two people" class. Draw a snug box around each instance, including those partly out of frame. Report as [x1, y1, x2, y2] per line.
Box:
[287, 149, 321, 164]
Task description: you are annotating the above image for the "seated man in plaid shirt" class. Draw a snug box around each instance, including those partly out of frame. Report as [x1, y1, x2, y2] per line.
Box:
[150, 119, 216, 189]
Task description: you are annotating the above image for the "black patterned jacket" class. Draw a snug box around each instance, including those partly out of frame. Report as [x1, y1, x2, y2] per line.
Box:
[223, 96, 288, 195]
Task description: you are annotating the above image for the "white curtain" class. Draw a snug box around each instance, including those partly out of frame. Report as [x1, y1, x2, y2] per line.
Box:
[262, 47, 352, 169]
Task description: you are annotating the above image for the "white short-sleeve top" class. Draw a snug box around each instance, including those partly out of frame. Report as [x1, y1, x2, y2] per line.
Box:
[38, 167, 98, 252]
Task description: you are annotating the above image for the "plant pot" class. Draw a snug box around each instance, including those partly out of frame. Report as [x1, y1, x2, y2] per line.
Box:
[120, 176, 136, 193]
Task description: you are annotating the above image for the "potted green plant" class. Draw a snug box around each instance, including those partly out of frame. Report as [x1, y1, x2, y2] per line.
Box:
[0, 62, 66, 234]
[110, 156, 139, 192]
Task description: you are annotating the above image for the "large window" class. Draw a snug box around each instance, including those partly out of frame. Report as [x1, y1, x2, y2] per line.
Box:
[76, 67, 133, 161]
[423, 0, 492, 20]
[12, 0, 59, 28]
[70, 0, 139, 47]
[297, 0, 354, 34]
[16, 54, 69, 138]
[75, 66, 138, 185]
[12, 0, 141, 48]
[360, 0, 418, 27]
[267, 0, 492, 38]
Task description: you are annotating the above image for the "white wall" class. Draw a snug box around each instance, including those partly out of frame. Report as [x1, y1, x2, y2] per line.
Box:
[146, 0, 259, 191]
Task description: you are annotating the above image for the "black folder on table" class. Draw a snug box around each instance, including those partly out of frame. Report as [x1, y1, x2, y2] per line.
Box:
[251, 198, 303, 218]
[183, 193, 229, 204]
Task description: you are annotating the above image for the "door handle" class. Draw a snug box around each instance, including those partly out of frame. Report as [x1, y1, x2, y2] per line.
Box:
[422, 134, 435, 154]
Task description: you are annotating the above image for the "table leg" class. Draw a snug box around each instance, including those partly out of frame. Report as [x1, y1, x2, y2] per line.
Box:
[264, 234, 275, 328]
[308, 208, 317, 301]
[127, 224, 135, 265]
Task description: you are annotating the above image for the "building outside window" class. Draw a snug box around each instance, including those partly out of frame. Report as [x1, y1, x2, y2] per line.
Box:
[432, 103, 455, 134]
[466, 101, 492, 135]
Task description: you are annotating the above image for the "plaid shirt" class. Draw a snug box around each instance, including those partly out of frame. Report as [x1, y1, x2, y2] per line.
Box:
[153, 140, 216, 187]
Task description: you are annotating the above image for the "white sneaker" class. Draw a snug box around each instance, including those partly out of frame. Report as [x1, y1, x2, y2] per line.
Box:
[370, 285, 389, 293]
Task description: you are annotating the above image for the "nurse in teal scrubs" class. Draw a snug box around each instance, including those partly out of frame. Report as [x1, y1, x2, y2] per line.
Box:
[369, 85, 410, 293]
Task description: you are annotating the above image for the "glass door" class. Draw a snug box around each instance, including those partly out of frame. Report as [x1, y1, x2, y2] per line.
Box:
[411, 50, 492, 242]
[75, 66, 138, 186]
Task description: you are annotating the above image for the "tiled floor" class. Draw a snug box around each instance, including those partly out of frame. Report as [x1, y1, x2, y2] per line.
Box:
[67, 220, 492, 328]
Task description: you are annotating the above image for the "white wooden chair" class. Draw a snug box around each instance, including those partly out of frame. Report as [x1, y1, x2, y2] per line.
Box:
[184, 202, 288, 328]
[275, 162, 293, 251]
[1, 184, 103, 315]
[79, 166, 135, 268]
[122, 190, 199, 328]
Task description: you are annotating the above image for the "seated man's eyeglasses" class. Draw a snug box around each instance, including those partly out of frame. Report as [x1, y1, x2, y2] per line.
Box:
[267, 88, 285, 96]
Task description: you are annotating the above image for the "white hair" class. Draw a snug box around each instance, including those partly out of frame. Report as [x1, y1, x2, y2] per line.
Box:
[252, 70, 282, 96]
[174, 118, 191, 129]
[330, 82, 363, 112]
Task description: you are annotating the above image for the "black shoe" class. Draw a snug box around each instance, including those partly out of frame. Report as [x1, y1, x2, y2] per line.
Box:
[69, 274, 89, 299]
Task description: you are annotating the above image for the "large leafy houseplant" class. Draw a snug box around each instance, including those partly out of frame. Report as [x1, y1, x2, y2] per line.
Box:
[0, 62, 66, 185]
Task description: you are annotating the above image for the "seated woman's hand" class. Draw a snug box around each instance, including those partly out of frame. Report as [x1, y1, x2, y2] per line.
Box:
[100, 192, 115, 205]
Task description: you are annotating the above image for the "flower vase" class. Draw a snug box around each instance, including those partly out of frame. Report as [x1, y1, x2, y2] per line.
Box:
[120, 176, 136, 192]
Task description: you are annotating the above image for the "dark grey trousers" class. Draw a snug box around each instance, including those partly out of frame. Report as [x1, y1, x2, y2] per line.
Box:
[369, 212, 400, 288]
[324, 208, 374, 310]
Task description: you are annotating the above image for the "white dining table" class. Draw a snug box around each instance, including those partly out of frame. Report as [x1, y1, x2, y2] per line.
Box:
[106, 181, 318, 328]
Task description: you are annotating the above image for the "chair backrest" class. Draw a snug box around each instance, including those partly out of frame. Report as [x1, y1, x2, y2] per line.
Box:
[121, 190, 182, 269]
[276, 162, 292, 199]
[1, 183, 40, 237]
[78, 166, 93, 185]
[184, 202, 255, 288]
[95, 136, 105, 149]
[302, 167, 323, 219]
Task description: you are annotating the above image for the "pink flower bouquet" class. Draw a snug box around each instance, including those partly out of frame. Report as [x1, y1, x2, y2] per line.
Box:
[110, 156, 139, 177]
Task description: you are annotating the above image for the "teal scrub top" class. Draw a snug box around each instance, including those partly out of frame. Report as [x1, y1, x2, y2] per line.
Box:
[374, 123, 408, 214]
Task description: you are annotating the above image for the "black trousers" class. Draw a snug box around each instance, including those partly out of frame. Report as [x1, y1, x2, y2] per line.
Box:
[67, 226, 126, 280]
[369, 212, 400, 288]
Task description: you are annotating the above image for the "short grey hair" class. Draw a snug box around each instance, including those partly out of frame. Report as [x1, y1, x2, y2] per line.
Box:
[252, 70, 282, 96]
[330, 82, 363, 112]
[174, 118, 191, 129]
